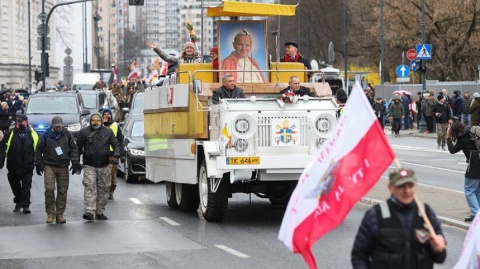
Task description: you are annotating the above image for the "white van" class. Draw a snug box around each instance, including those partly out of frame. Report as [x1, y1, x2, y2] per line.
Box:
[72, 73, 100, 91]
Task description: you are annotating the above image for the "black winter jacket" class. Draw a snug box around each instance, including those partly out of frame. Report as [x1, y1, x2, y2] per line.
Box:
[0, 127, 37, 174]
[76, 125, 119, 168]
[432, 102, 451, 124]
[0, 109, 10, 129]
[447, 126, 480, 179]
[351, 197, 446, 269]
[34, 128, 79, 168]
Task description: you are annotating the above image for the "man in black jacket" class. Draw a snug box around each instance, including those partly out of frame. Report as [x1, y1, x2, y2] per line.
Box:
[279, 75, 312, 97]
[432, 94, 452, 150]
[76, 113, 119, 221]
[351, 168, 446, 269]
[0, 115, 38, 213]
[34, 116, 80, 224]
[212, 73, 246, 104]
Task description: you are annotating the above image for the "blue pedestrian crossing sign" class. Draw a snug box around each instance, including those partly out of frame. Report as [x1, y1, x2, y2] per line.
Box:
[396, 64, 410, 78]
[416, 44, 432, 60]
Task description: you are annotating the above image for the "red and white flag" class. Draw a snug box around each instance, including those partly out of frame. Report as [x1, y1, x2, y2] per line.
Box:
[453, 212, 480, 269]
[278, 82, 396, 269]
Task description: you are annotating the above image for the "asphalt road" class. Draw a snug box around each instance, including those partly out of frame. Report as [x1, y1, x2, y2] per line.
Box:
[0, 134, 470, 268]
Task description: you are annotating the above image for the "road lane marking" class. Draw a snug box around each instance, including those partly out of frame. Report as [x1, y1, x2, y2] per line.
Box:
[391, 144, 463, 155]
[215, 245, 250, 258]
[129, 198, 142, 204]
[381, 175, 465, 194]
[159, 217, 180, 226]
[391, 161, 465, 174]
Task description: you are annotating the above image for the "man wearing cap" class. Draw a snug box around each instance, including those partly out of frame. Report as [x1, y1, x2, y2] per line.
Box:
[432, 94, 452, 150]
[220, 31, 266, 83]
[372, 96, 387, 131]
[34, 116, 80, 224]
[280, 41, 312, 77]
[469, 92, 480, 126]
[76, 113, 119, 221]
[0, 115, 39, 213]
[102, 108, 124, 199]
[351, 168, 447, 268]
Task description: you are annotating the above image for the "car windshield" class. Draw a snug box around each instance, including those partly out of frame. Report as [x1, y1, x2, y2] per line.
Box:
[26, 96, 78, 114]
[73, 84, 93, 91]
[82, 94, 97, 109]
[132, 93, 144, 110]
[131, 120, 144, 139]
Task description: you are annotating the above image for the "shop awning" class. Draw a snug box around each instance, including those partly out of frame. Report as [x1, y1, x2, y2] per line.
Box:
[207, 1, 297, 17]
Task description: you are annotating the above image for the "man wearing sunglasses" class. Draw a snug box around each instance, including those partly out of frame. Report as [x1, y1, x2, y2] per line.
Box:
[76, 113, 119, 221]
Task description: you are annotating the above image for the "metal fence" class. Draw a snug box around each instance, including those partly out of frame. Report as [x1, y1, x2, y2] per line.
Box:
[374, 81, 480, 99]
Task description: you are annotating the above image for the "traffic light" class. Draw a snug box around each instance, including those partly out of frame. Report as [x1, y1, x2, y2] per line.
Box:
[34, 70, 43, 83]
[414, 60, 427, 73]
[129, 0, 144, 5]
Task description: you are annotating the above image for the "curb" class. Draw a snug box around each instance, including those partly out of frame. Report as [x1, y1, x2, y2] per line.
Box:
[360, 197, 471, 230]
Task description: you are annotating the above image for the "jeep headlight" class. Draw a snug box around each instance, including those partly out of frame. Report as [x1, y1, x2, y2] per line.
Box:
[314, 114, 335, 136]
[232, 114, 256, 139]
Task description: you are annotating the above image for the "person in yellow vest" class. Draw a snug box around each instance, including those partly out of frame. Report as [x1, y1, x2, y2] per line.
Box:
[0, 115, 38, 213]
[102, 108, 124, 200]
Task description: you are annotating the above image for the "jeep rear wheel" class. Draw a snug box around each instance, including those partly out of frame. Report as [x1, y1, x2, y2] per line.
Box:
[198, 160, 228, 222]
[165, 182, 178, 209]
[175, 183, 199, 212]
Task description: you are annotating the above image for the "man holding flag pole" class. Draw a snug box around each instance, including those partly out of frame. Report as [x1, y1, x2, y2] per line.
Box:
[278, 81, 445, 269]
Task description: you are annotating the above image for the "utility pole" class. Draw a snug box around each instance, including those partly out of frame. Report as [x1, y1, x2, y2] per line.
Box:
[418, 0, 428, 133]
[28, 0, 32, 92]
[380, 0, 384, 84]
[343, 0, 348, 93]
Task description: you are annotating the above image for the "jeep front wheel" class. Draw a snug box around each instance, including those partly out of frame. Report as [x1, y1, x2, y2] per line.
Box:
[198, 160, 228, 222]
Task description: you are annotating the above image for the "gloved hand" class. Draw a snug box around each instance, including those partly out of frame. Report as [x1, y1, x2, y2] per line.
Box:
[35, 164, 44, 176]
[110, 157, 119, 165]
[70, 162, 83, 175]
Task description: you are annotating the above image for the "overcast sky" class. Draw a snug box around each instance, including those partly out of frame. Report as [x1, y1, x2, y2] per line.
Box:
[55, 2, 92, 79]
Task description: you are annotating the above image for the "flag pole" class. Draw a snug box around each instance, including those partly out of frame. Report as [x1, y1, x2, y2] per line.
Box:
[393, 158, 436, 236]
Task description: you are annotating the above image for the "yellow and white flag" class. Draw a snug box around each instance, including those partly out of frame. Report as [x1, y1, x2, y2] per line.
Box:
[219, 124, 230, 147]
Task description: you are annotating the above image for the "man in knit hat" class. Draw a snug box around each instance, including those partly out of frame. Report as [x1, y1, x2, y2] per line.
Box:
[34, 116, 80, 224]
[76, 113, 119, 221]
[102, 108, 124, 199]
[280, 41, 311, 71]
[352, 168, 446, 268]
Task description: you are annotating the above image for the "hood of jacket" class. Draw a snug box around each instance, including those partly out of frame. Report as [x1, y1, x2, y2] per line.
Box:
[89, 112, 103, 128]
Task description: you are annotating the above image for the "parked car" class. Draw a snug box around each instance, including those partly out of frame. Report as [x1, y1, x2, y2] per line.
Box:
[118, 113, 145, 183]
[78, 90, 110, 120]
[24, 91, 90, 138]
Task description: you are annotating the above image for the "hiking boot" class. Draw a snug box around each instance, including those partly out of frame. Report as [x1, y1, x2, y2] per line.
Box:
[96, 213, 108, 220]
[56, 215, 66, 224]
[46, 214, 55, 224]
[23, 207, 31, 214]
[465, 215, 475, 222]
[108, 194, 114, 200]
[82, 212, 94, 221]
[13, 204, 21, 212]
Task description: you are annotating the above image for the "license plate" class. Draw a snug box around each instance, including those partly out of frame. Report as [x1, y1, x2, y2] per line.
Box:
[226, 157, 260, 165]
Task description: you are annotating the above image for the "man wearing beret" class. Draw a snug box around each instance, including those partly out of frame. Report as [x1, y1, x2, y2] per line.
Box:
[351, 168, 446, 269]
[0, 114, 39, 213]
[280, 41, 312, 75]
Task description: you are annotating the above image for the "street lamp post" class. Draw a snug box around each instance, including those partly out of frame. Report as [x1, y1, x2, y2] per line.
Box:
[380, 0, 384, 84]
[343, 0, 348, 93]
[28, 0, 32, 91]
[418, 0, 428, 133]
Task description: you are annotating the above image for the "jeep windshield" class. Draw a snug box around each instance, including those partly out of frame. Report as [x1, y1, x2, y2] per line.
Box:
[26, 96, 79, 114]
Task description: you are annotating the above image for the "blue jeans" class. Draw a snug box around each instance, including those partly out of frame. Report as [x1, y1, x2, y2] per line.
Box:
[403, 112, 410, 129]
[464, 177, 480, 215]
[462, 113, 471, 126]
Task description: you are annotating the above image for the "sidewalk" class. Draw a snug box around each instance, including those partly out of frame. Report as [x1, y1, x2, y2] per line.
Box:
[362, 124, 472, 230]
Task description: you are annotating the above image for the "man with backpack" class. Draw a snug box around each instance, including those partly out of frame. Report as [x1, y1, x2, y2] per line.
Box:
[34, 116, 81, 224]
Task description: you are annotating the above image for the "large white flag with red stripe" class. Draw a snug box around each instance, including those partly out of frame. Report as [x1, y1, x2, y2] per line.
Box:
[278, 82, 396, 269]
